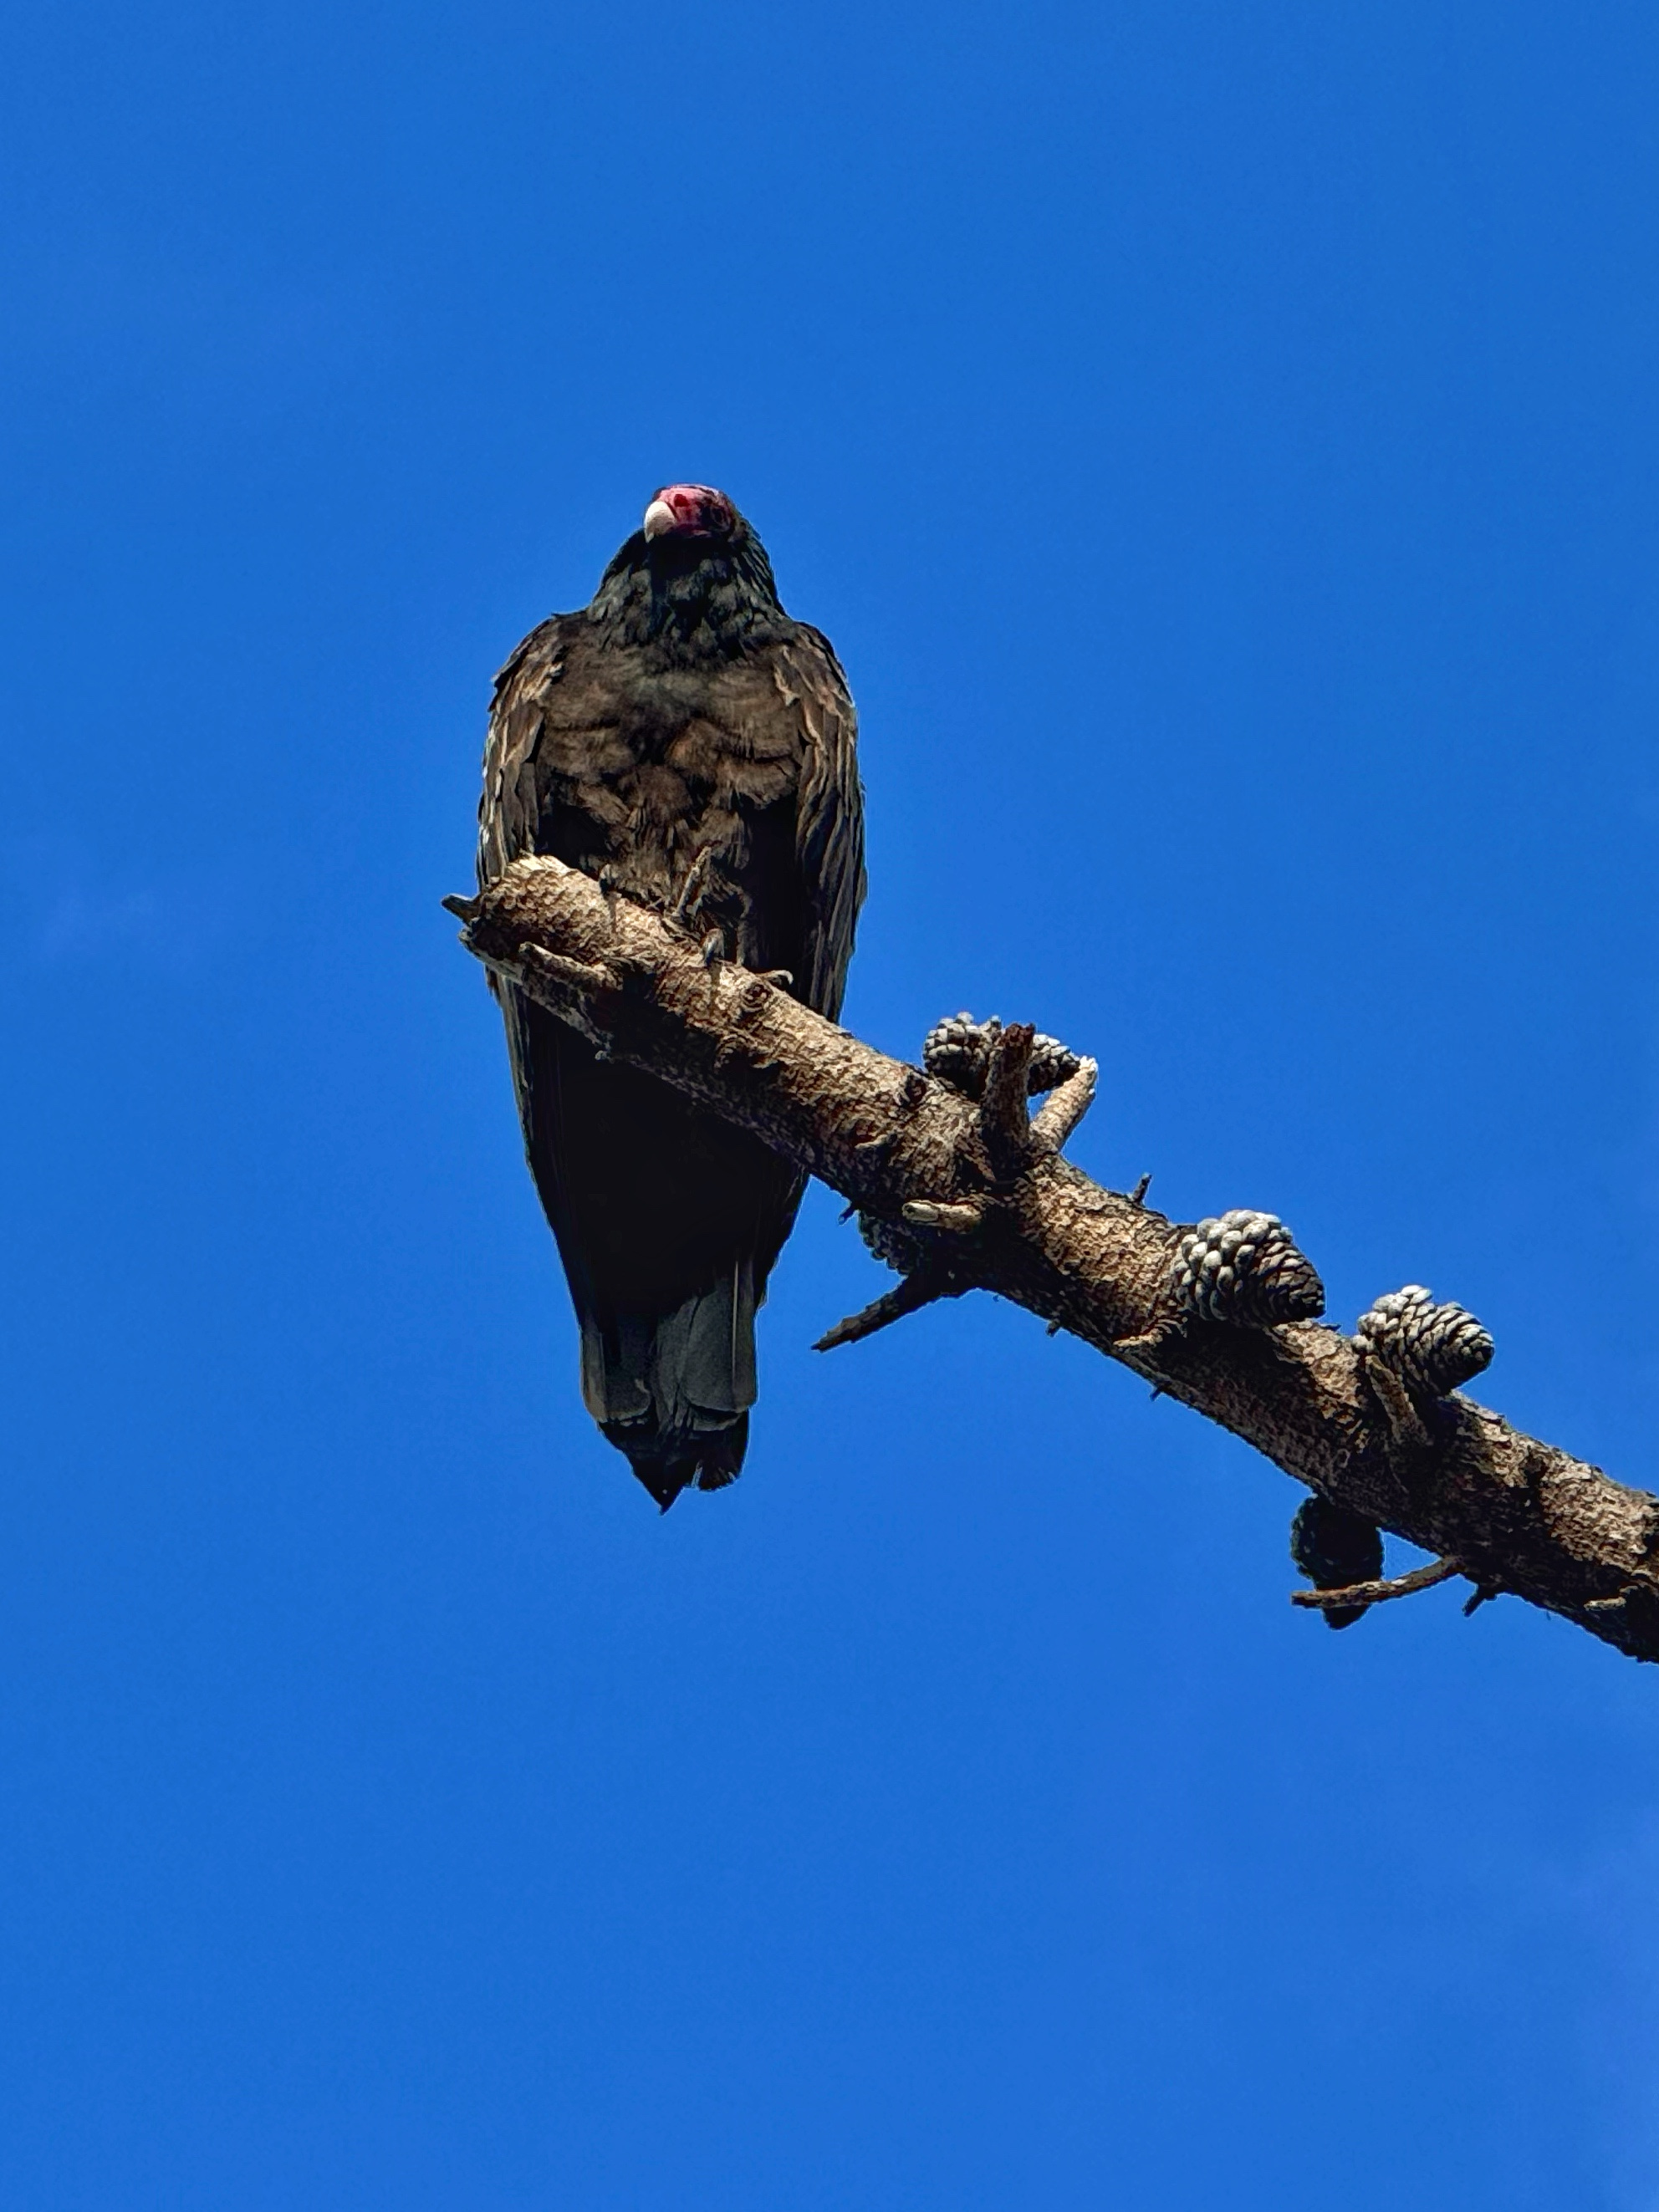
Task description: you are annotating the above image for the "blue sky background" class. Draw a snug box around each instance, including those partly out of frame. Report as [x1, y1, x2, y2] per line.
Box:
[3, 0, 1658, 2204]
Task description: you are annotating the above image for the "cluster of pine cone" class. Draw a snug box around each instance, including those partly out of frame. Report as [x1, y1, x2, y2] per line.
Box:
[921, 1013, 1080, 1099]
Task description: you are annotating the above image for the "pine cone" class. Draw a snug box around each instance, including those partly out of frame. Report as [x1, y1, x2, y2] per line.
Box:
[921, 1013, 1081, 1100]
[1290, 1495, 1385, 1631]
[1168, 1210, 1325, 1326]
[1355, 1285, 1493, 1399]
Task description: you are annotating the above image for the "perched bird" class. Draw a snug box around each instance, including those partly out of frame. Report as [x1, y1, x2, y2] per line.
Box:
[477, 485, 865, 1508]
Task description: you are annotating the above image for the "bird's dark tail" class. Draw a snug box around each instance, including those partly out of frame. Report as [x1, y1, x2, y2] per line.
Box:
[581, 1261, 758, 1511]
[607, 1412, 750, 1512]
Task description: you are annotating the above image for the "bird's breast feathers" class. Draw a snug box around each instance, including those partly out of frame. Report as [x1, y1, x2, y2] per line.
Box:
[528, 639, 806, 814]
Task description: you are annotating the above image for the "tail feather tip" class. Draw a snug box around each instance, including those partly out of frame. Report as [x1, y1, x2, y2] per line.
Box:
[605, 1413, 750, 1510]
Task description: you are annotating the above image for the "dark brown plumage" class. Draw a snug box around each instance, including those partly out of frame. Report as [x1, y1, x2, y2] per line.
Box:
[477, 485, 865, 1508]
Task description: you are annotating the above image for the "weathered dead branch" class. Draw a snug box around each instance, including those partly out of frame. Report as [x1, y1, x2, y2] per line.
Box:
[448, 857, 1659, 1664]
[1289, 1556, 1464, 1613]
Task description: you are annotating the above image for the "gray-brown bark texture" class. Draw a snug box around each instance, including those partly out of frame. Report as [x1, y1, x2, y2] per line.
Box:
[449, 855, 1659, 1664]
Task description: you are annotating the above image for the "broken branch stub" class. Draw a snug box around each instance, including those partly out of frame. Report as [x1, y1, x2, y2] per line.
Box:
[978, 1021, 1037, 1182]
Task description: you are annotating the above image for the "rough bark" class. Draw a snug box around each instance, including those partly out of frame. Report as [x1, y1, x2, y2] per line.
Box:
[448, 857, 1659, 1664]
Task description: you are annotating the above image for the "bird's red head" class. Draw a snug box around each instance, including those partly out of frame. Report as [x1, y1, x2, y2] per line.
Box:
[642, 484, 738, 542]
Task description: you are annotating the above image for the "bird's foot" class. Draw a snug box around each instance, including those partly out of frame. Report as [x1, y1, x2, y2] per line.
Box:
[595, 864, 625, 934]
[672, 849, 714, 930]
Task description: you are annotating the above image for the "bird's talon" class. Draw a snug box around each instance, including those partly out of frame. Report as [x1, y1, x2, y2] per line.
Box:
[672, 849, 714, 926]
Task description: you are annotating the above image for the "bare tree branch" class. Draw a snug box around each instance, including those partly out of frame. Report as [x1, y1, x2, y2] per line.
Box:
[448, 859, 1659, 1665]
[1289, 1557, 1464, 1613]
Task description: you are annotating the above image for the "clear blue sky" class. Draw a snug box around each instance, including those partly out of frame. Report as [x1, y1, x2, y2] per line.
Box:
[3, 1, 1657, 2204]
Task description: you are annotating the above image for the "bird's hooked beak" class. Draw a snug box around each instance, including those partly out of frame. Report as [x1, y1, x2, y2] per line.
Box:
[641, 484, 733, 543]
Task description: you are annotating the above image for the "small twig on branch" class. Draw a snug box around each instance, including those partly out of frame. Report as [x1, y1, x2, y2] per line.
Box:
[1364, 1354, 1433, 1455]
[978, 1021, 1036, 1180]
[901, 1198, 985, 1233]
[1030, 1056, 1099, 1153]
[448, 857, 1659, 1666]
[1291, 1555, 1464, 1613]
[814, 1269, 962, 1353]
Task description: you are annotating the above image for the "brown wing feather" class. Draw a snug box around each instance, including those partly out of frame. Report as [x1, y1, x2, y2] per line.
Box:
[477, 614, 569, 889]
[475, 615, 579, 1141]
[768, 624, 865, 1018]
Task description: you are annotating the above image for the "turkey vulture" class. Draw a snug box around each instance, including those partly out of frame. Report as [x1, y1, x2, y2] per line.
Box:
[477, 485, 865, 1508]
